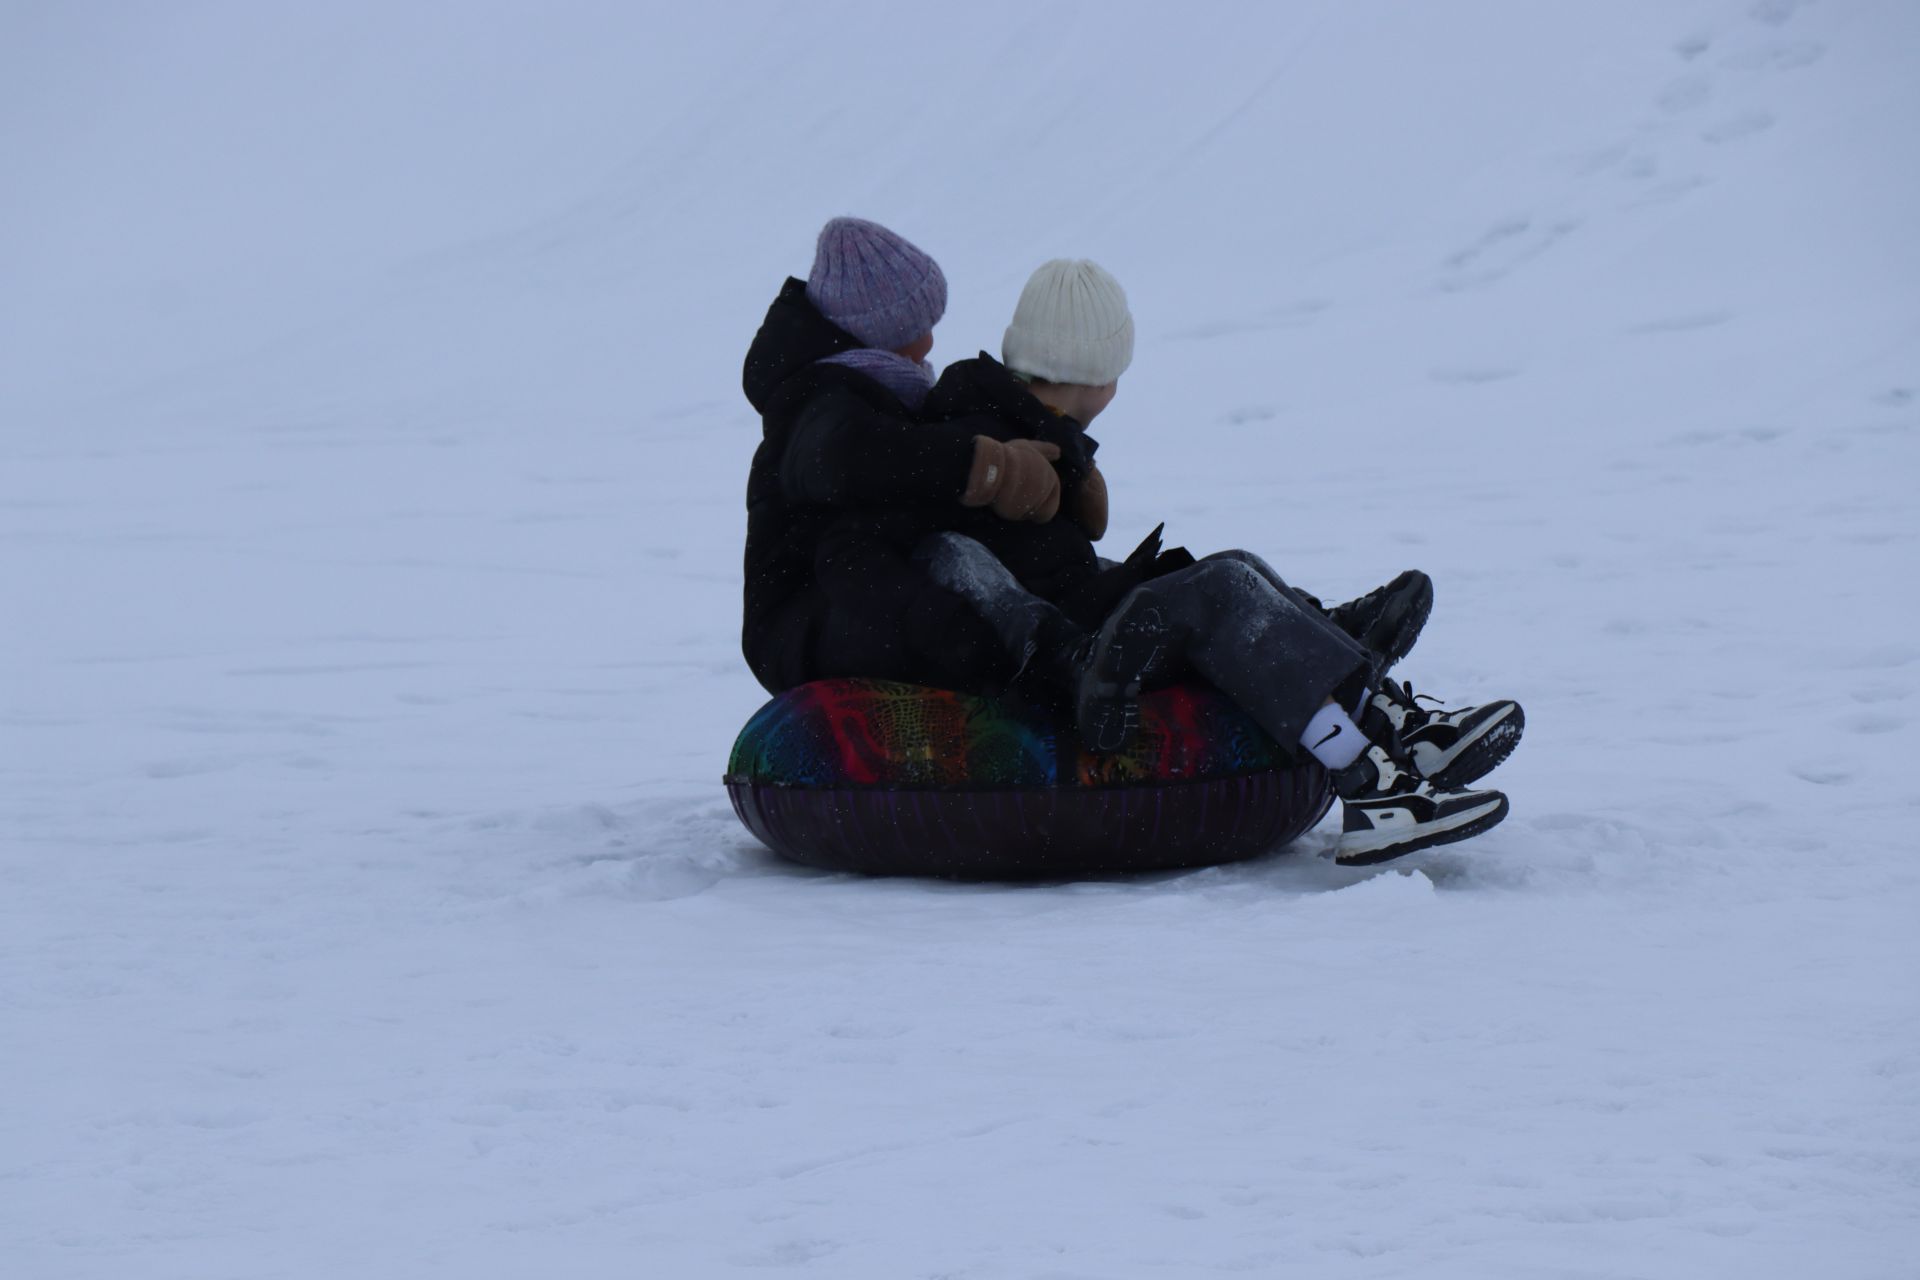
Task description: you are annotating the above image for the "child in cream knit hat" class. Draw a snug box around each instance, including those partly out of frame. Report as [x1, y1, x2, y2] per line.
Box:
[910, 257, 1528, 864]
[1000, 260, 1132, 522]
[937, 258, 1137, 543]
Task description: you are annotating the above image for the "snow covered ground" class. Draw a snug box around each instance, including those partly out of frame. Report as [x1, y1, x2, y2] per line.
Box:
[5, 1, 1919, 1275]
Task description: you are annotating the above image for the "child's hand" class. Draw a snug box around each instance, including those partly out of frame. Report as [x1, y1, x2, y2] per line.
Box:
[962, 437, 1062, 522]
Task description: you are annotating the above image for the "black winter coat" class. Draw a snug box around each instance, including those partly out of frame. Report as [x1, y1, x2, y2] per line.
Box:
[742, 280, 998, 693]
[807, 354, 1110, 619]
[911, 354, 1106, 605]
[922, 355, 1196, 630]
[923, 354, 1100, 501]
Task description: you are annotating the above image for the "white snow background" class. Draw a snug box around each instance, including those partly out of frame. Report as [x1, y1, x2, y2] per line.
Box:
[4, 2, 1918, 1276]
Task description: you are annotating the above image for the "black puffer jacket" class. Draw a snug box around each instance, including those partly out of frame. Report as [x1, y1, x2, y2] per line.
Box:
[922, 354, 1100, 505]
[741, 279, 995, 693]
[915, 354, 1106, 605]
[921, 355, 1195, 630]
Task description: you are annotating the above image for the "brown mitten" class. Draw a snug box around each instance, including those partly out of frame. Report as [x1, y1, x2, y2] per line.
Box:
[1030, 471, 1062, 524]
[962, 437, 1062, 522]
[1075, 464, 1109, 540]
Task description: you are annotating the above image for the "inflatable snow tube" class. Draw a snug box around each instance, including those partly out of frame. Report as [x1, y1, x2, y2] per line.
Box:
[725, 678, 1334, 879]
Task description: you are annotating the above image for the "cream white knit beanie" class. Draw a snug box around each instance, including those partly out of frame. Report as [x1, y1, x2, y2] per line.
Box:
[1001, 259, 1134, 386]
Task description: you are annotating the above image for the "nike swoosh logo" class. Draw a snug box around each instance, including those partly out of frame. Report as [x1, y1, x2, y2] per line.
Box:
[1312, 724, 1344, 749]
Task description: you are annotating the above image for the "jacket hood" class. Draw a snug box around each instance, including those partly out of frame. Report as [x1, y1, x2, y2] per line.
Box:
[925, 352, 1048, 427]
[742, 278, 860, 415]
[928, 352, 1100, 480]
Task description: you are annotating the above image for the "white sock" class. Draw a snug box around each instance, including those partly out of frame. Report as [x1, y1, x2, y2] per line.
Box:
[1300, 702, 1368, 770]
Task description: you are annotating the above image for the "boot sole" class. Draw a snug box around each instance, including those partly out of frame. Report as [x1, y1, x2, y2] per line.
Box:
[1334, 793, 1510, 866]
[1078, 606, 1170, 753]
[1370, 573, 1433, 670]
[1335, 570, 1433, 670]
[1416, 703, 1525, 791]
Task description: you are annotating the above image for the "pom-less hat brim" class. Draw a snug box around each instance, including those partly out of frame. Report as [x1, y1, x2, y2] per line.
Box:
[1002, 313, 1135, 385]
[1000, 257, 1135, 385]
[827, 263, 948, 350]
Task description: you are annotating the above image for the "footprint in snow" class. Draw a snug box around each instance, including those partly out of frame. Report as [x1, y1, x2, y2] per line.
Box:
[1674, 33, 1713, 61]
[1702, 110, 1776, 144]
[1660, 425, 1787, 448]
[1438, 218, 1579, 292]
[1658, 75, 1714, 114]
[1220, 404, 1279, 425]
[730, 1238, 842, 1267]
[1749, 0, 1805, 27]
[1721, 41, 1825, 71]
[1840, 643, 1920, 671]
[1429, 365, 1520, 386]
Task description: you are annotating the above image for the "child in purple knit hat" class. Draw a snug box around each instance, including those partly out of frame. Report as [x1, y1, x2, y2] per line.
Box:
[739, 218, 1068, 699]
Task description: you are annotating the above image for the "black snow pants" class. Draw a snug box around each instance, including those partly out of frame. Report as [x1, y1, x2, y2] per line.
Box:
[919, 534, 1375, 751]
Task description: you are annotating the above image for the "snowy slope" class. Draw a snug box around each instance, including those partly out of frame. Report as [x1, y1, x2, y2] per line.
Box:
[4, 1, 1919, 1276]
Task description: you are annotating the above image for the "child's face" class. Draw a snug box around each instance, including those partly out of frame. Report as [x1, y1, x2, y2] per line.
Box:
[897, 332, 935, 363]
[1080, 381, 1119, 424]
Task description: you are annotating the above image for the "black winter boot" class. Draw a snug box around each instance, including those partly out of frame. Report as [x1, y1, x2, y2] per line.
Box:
[1331, 744, 1509, 865]
[1361, 677, 1524, 790]
[1326, 570, 1433, 669]
[1003, 611, 1094, 716]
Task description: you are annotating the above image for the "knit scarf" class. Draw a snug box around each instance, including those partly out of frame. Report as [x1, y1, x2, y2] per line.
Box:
[817, 348, 936, 412]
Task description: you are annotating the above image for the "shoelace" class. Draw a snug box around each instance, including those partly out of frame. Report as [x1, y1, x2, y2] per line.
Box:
[1384, 679, 1450, 731]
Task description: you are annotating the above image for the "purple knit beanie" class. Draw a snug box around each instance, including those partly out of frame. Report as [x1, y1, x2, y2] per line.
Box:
[805, 217, 947, 351]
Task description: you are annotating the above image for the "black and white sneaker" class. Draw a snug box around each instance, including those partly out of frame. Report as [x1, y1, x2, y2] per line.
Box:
[1327, 570, 1433, 669]
[1332, 744, 1510, 865]
[1363, 677, 1523, 790]
[1074, 600, 1172, 752]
